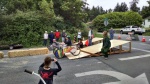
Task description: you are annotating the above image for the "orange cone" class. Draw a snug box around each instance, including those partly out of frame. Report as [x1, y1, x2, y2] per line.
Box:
[142, 36, 146, 42]
[118, 34, 121, 39]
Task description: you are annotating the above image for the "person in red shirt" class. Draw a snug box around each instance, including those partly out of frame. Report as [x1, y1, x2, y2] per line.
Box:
[55, 30, 60, 42]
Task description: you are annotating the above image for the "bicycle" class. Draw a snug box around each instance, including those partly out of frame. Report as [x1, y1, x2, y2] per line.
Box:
[24, 69, 46, 84]
[48, 43, 80, 58]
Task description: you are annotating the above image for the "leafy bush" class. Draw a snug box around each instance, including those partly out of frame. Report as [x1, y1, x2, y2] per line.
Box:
[0, 10, 57, 47]
[93, 11, 143, 30]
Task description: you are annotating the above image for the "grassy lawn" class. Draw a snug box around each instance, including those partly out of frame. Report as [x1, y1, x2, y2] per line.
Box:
[95, 33, 103, 38]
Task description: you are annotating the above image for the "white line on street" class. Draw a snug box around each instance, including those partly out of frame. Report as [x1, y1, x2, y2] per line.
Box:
[76, 62, 102, 67]
[123, 46, 150, 52]
[140, 43, 150, 46]
[119, 54, 150, 61]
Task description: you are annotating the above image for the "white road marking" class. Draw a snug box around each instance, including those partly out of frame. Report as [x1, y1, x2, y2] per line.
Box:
[76, 65, 81, 66]
[119, 54, 150, 61]
[76, 62, 102, 67]
[75, 70, 132, 80]
[97, 62, 102, 64]
[123, 46, 150, 52]
[140, 43, 150, 46]
[75, 70, 149, 84]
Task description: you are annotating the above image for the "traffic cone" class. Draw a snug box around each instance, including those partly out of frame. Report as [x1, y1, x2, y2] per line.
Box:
[142, 36, 146, 42]
[118, 34, 121, 39]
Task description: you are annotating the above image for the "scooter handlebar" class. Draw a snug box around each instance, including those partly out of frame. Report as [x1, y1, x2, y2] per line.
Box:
[24, 69, 33, 74]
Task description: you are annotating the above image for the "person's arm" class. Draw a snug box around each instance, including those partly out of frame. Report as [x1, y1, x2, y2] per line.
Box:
[53, 58, 62, 75]
[39, 63, 44, 68]
[38, 63, 44, 74]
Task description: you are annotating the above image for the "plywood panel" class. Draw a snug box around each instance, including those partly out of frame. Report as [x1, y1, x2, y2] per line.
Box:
[75, 37, 103, 45]
[65, 52, 90, 60]
[81, 39, 130, 54]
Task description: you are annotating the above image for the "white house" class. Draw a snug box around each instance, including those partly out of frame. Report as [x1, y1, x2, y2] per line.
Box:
[143, 16, 150, 28]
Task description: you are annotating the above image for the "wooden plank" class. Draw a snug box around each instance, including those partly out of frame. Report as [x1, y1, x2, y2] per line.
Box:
[81, 39, 131, 55]
[75, 37, 103, 45]
[65, 52, 90, 60]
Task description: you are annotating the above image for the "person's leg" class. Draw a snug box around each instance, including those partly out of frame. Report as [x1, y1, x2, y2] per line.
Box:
[62, 37, 64, 42]
[45, 39, 47, 46]
[43, 39, 46, 46]
[88, 38, 92, 46]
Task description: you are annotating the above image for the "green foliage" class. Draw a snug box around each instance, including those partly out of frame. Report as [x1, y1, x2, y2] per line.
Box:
[53, 0, 88, 26]
[93, 11, 143, 30]
[84, 6, 106, 21]
[0, 10, 56, 47]
[39, 0, 55, 17]
[114, 2, 128, 12]
[141, 0, 150, 18]
[130, 3, 140, 12]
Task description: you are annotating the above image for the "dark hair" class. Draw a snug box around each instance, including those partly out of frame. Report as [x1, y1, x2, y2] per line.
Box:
[44, 56, 51, 67]
[103, 31, 108, 37]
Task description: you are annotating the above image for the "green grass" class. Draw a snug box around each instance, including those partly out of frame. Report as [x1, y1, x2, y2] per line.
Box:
[143, 33, 150, 36]
[95, 33, 103, 38]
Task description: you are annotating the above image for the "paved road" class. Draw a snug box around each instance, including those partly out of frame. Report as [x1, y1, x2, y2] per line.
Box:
[0, 37, 150, 84]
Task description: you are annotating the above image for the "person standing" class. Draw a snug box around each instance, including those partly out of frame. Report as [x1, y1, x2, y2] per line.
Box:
[109, 27, 115, 40]
[61, 30, 66, 42]
[77, 29, 82, 42]
[88, 28, 93, 46]
[43, 31, 48, 46]
[101, 31, 111, 60]
[55, 30, 60, 42]
[49, 31, 55, 45]
[38, 57, 62, 84]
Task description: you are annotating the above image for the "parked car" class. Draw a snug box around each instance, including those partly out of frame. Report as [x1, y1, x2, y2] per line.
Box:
[0, 44, 23, 50]
[120, 26, 146, 35]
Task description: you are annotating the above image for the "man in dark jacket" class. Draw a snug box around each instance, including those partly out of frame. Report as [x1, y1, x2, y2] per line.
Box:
[49, 31, 55, 45]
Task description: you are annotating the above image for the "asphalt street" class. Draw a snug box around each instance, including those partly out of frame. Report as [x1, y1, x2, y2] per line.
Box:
[0, 34, 150, 84]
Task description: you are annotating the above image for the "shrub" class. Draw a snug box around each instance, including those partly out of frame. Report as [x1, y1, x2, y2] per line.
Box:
[93, 11, 143, 30]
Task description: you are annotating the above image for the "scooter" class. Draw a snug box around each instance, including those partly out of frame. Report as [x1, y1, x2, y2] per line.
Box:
[24, 69, 46, 84]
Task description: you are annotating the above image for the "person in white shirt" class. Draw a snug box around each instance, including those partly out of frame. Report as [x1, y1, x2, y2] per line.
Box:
[88, 28, 93, 46]
[43, 31, 48, 46]
[77, 29, 82, 42]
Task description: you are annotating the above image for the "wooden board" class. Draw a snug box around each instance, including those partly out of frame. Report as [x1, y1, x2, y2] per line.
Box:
[81, 39, 131, 55]
[75, 37, 103, 45]
[65, 52, 90, 60]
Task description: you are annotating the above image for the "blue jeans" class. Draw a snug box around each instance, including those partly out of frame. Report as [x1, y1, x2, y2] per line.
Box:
[88, 37, 92, 46]
[110, 34, 114, 40]
[43, 39, 47, 46]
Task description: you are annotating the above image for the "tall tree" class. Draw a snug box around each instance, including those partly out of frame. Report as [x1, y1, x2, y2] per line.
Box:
[114, 3, 120, 12]
[108, 8, 112, 13]
[141, 0, 150, 18]
[120, 2, 128, 12]
[53, 0, 87, 26]
[130, 3, 140, 12]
